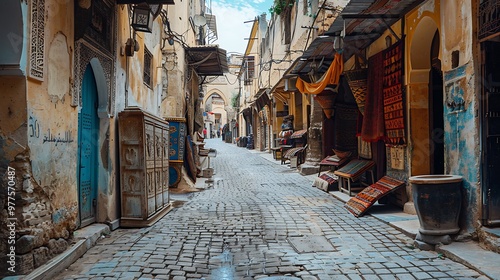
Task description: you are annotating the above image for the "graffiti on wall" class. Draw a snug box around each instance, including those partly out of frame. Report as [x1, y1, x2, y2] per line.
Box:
[29, 114, 75, 145]
[29, 115, 41, 138]
[42, 129, 74, 145]
[444, 64, 468, 112]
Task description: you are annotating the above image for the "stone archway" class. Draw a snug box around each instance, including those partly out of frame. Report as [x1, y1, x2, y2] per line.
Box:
[203, 89, 230, 105]
[203, 89, 230, 136]
[408, 16, 440, 176]
[89, 58, 109, 118]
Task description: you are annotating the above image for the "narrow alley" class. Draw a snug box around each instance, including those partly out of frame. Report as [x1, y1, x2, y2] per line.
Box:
[55, 140, 488, 280]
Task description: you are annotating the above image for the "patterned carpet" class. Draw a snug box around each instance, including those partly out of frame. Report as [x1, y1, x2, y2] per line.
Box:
[344, 176, 405, 217]
[334, 159, 375, 180]
[312, 171, 339, 192]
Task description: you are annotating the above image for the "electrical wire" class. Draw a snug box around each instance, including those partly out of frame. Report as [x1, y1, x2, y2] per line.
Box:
[303, 0, 328, 52]
[223, 73, 239, 85]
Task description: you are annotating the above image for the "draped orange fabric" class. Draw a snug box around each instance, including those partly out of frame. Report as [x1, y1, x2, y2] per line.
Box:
[295, 53, 344, 95]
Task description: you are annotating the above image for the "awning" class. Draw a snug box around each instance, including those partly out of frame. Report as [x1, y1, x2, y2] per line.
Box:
[288, 0, 424, 80]
[116, 0, 174, 4]
[253, 89, 271, 111]
[269, 58, 299, 104]
[186, 45, 228, 76]
[325, 0, 425, 61]
[288, 37, 339, 82]
[295, 53, 343, 95]
[240, 107, 252, 123]
[291, 129, 307, 139]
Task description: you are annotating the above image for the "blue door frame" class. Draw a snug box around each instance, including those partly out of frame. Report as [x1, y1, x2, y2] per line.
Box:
[78, 65, 99, 227]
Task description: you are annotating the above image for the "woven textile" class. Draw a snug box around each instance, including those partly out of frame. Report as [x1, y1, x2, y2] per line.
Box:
[361, 51, 386, 142]
[345, 69, 368, 115]
[184, 135, 198, 182]
[313, 171, 338, 192]
[291, 129, 307, 139]
[314, 91, 336, 119]
[334, 159, 375, 180]
[358, 137, 372, 159]
[296, 53, 344, 94]
[383, 40, 406, 145]
[284, 147, 305, 158]
[345, 176, 405, 217]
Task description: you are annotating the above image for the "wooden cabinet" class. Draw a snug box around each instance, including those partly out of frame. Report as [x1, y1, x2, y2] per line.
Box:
[118, 107, 171, 227]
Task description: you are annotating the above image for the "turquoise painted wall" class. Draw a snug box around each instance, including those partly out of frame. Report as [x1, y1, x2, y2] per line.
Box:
[443, 63, 480, 233]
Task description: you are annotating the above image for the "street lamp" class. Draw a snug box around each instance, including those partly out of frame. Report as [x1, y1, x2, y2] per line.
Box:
[131, 5, 154, 33]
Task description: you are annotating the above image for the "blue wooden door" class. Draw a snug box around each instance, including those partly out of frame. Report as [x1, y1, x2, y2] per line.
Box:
[78, 65, 99, 227]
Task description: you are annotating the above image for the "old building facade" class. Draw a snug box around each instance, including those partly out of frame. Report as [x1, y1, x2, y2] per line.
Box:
[0, 0, 226, 275]
[238, 0, 499, 252]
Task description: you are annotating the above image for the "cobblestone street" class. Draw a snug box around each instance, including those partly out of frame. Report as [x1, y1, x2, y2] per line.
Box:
[55, 139, 489, 280]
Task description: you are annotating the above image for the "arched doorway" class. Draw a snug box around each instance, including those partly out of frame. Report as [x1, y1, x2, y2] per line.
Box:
[409, 17, 442, 176]
[78, 64, 100, 227]
[429, 31, 444, 175]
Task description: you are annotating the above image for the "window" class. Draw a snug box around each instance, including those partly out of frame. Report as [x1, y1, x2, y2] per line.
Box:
[244, 56, 255, 85]
[282, 7, 291, 45]
[144, 47, 152, 88]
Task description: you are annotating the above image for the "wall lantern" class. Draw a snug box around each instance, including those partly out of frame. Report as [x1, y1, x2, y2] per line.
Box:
[132, 5, 154, 33]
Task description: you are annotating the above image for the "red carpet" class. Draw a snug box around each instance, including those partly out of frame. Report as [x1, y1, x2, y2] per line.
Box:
[345, 176, 405, 217]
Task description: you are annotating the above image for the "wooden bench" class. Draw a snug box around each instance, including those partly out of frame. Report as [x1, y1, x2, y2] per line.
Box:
[281, 145, 307, 166]
[334, 159, 375, 196]
[317, 155, 350, 176]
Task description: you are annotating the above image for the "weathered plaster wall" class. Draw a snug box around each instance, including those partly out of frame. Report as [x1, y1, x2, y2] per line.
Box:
[163, 67, 186, 117]
[0, 1, 78, 274]
[405, 0, 480, 233]
[0, 77, 27, 168]
[160, 0, 195, 120]
[116, 8, 164, 115]
[441, 0, 480, 234]
[0, 77, 28, 273]
[442, 65, 480, 233]
[31, 0, 77, 240]
[28, 31, 78, 216]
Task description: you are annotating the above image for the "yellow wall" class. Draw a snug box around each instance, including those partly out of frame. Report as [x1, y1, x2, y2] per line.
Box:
[405, 1, 441, 176]
[26, 0, 79, 232]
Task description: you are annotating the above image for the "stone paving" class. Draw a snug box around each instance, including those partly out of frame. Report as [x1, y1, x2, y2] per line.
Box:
[55, 139, 490, 280]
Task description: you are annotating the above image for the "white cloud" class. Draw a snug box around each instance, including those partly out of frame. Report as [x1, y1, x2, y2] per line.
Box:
[211, 1, 266, 54]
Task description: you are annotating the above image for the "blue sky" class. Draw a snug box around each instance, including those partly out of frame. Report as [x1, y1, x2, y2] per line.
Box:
[210, 0, 274, 54]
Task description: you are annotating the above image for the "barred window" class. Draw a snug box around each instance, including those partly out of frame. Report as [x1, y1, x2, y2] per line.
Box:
[144, 47, 152, 88]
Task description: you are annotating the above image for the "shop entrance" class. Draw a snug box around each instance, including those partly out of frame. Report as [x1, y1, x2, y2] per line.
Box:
[409, 17, 441, 176]
[481, 40, 500, 226]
